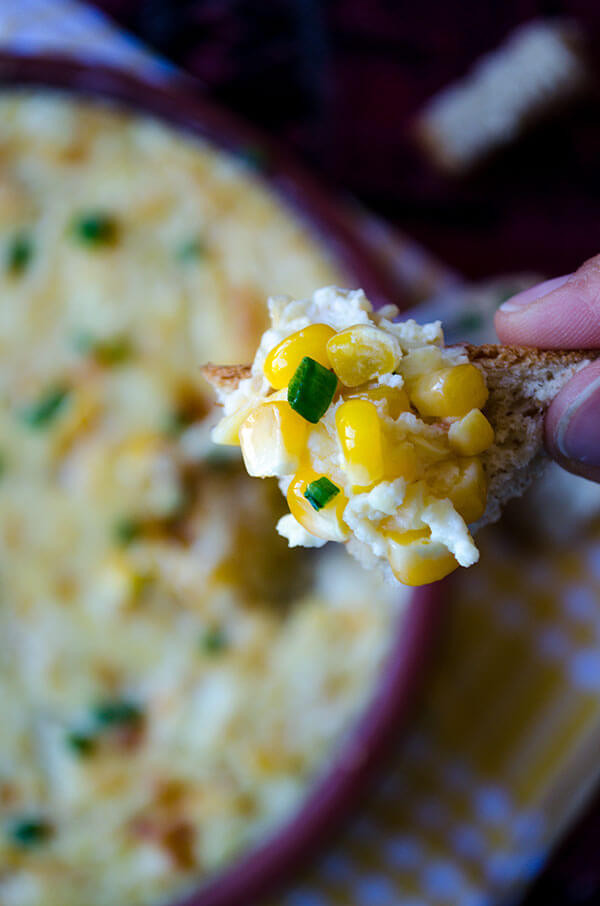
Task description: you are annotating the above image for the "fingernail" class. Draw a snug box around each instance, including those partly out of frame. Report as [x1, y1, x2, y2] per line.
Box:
[498, 273, 571, 312]
[555, 374, 600, 466]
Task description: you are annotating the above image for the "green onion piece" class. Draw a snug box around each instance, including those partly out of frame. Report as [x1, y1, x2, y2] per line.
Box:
[71, 212, 118, 246]
[287, 357, 337, 423]
[9, 818, 52, 847]
[73, 332, 132, 366]
[112, 518, 142, 546]
[162, 407, 193, 436]
[201, 627, 228, 655]
[65, 731, 96, 757]
[304, 477, 340, 512]
[0, 452, 6, 478]
[6, 232, 33, 275]
[176, 238, 207, 262]
[19, 386, 70, 428]
[92, 700, 143, 728]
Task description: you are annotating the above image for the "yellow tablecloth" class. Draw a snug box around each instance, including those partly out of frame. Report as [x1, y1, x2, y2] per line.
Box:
[269, 524, 600, 905]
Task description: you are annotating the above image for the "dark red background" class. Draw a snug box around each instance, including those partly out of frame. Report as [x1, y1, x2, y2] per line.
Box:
[96, 0, 600, 284]
[91, 2, 600, 902]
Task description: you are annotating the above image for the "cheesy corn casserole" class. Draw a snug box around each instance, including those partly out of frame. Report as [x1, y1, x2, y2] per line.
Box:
[0, 93, 405, 906]
[211, 287, 495, 585]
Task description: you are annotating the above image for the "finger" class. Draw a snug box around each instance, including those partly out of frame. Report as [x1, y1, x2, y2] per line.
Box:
[494, 253, 600, 348]
[545, 359, 600, 483]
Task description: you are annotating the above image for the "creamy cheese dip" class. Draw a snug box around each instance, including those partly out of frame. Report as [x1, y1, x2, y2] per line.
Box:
[212, 287, 495, 585]
[0, 93, 404, 906]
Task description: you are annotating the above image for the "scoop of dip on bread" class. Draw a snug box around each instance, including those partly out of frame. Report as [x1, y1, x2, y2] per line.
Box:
[205, 286, 597, 586]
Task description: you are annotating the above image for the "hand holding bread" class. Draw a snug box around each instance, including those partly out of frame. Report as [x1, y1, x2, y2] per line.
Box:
[495, 253, 600, 484]
[203, 260, 600, 585]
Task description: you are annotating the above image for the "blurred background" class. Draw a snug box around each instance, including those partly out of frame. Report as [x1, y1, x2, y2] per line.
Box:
[87, 4, 600, 903]
[95, 0, 600, 281]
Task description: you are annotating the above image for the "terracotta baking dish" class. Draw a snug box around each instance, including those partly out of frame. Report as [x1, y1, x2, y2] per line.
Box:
[0, 52, 446, 906]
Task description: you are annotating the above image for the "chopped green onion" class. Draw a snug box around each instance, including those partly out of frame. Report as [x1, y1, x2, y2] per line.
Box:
[176, 238, 207, 262]
[6, 232, 33, 275]
[162, 407, 193, 436]
[0, 452, 6, 478]
[9, 818, 52, 847]
[287, 357, 337, 423]
[92, 700, 143, 728]
[19, 386, 70, 428]
[73, 332, 132, 366]
[304, 477, 340, 511]
[112, 518, 142, 546]
[71, 212, 118, 246]
[201, 627, 228, 655]
[65, 731, 96, 757]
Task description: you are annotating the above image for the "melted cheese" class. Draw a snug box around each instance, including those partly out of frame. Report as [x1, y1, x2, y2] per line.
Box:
[0, 93, 404, 906]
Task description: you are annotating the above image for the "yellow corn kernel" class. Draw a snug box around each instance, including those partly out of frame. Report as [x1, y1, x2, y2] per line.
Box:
[115, 433, 165, 488]
[239, 400, 308, 477]
[387, 535, 458, 586]
[400, 346, 445, 379]
[410, 432, 450, 463]
[346, 384, 411, 419]
[53, 388, 101, 455]
[408, 363, 488, 418]
[326, 325, 401, 387]
[449, 458, 488, 524]
[211, 406, 251, 446]
[429, 457, 487, 524]
[94, 553, 147, 612]
[335, 399, 384, 489]
[287, 467, 349, 542]
[263, 324, 335, 389]
[384, 528, 430, 545]
[212, 389, 288, 446]
[382, 436, 420, 482]
[448, 408, 494, 456]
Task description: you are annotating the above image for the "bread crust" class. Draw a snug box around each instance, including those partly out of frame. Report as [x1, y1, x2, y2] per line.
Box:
[202, 362, 252, 392]
[203, 345, 600, 393]
[464, 344, 599, 369]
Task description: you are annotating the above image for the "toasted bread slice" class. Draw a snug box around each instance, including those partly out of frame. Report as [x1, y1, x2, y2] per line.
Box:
[464, 345, 598, 528]
[202, 345, 599, 529]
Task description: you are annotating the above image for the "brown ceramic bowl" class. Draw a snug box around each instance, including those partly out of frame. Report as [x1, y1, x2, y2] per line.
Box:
[0, 53, 446, 906]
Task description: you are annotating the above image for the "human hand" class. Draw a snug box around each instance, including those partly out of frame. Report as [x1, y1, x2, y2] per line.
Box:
[495, 254, 600, 483]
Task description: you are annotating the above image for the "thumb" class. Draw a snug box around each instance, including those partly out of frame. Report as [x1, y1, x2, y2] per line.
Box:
[544, 359, 600, 483]
[494, 253, 600, 348]
[494, 253, 600, 481]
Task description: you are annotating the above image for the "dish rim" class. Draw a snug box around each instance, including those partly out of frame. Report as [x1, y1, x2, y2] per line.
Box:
[0, 52, 446, 906]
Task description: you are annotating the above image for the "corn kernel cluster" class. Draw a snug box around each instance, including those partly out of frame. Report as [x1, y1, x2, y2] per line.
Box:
[231, 321, 494, 586]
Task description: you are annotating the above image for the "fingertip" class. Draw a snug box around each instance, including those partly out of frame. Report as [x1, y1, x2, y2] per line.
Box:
[498, 275, 571, 314]
[493, 275, 572, 345]
[494, 253, 600, 348]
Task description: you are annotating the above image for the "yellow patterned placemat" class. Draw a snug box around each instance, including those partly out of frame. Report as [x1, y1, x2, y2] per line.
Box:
[268, 524, 600, 906]
[3, 4, 600, 903]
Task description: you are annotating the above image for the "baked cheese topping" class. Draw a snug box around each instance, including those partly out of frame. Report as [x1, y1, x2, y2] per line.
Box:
[0, 94, 404, 906]
[212, 287, 495, 585]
